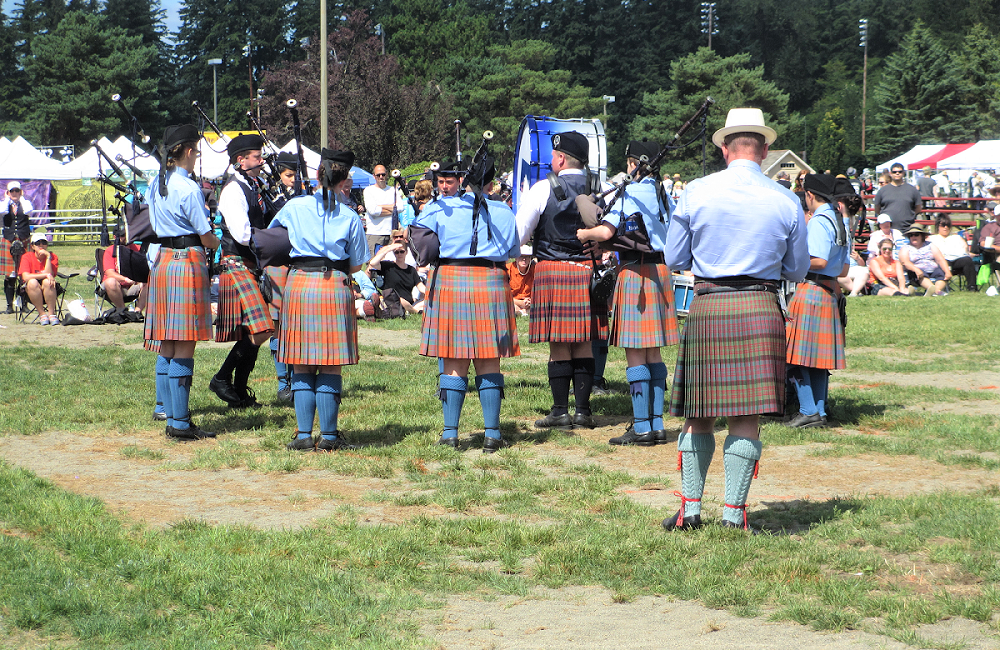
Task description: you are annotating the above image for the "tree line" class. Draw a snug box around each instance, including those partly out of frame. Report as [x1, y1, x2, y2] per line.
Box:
[1, 0, 999, 175]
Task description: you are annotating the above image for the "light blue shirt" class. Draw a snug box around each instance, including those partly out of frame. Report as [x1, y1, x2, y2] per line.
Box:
[270, 194, 369, 267]
[144, 167, 212, 238]
[602, 176, 674, 251]
[399, 202, 416, 228]
[414, 193, 519, 262]
[352, 270, 376, 300]
[807, 203, 850, 277]
[663, 159, 808, 281]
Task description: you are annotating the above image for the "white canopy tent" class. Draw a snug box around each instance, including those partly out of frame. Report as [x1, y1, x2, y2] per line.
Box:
[0, 136, 79, 180]
[874, 144, 944, 173]
[936, 140, 1000, 171]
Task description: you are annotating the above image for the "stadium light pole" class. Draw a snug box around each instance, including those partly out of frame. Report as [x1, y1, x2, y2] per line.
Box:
[700, 3, 719, 50]
[860, 18, 869, 154]
[320, 0, 328, 148]
[208, 58, 223, 125]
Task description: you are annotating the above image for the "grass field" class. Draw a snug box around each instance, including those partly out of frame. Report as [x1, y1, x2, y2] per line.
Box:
[1, 244, 999, 649]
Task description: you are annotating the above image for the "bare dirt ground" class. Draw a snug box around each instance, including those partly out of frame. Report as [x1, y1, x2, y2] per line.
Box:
[2, 314, 999, 649]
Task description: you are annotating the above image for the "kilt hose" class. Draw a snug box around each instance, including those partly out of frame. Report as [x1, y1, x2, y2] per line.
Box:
[144, 246, 212, 342]
[278, 268, 358, 367]
[786, 279, 845, 370]
[264, 265, 289, 323]
[530, 260, 601, 344]
[669, 281, 786, 418]
[215, 257, 273, 343]
[609, 262, 679, 349]
[420, 264, 520, 360]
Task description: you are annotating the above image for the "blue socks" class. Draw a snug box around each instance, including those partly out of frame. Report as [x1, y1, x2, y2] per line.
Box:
[291, 372, 317, 435]
[476, 373, 504, 440]
[315, 373, 342, 440]
[270, 337, 288, 392]
[722, 435, 762, 526]
[678, 432, 716, 517]
[626, 365, 652, 434]
[167, 358, 194, 430]
[439, 375, 467, 439]
[648, 362, 668, 431]
[156, 355, 171, 426]
[791, 366, 829, 417]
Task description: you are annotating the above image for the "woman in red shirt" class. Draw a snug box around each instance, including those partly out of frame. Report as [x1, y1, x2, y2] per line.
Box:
[18, 232, 60, 324]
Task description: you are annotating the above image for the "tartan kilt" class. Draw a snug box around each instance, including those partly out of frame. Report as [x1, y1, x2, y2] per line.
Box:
[278, 269, 358, 366]
[609, 262, 680, 349]
[144, 339, 161, 353]
[215, 258, 273, 342]
[669, 281, 786, 418]
[0, 243, 14, 277]
[264, 265, 289, 322]
[529, 260, 599, 344]
[144, 246, 212, 342]
[786, 280, 845, 370]
[420, 264, 520, 359]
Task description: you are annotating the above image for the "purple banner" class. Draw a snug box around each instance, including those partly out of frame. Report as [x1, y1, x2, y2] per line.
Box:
[1, 179, 52, 230]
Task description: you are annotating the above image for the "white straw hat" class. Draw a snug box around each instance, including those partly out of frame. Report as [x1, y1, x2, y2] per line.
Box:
[712, 108, 777, 148]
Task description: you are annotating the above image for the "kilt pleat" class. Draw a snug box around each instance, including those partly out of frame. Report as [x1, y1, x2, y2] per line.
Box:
[669, 282, 786, 418]
[609, 262, 680, 349]
[529, 260, 597, 344]
[278, 269, 358, 366]
[0, 245, 14, 277]
[143, 339, 161, 353]
[785, 280, 845, 370]
[144, 247, 212, 342]
[215, 259, 273, 342]
[264, 265, 289, 322]
[420, 265, 520, 359]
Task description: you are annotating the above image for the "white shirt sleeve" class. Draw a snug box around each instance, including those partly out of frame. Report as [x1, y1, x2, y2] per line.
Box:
[218, 178, 252, 245]
[515, 180, 551, 246]
[363, 185, 384, 219]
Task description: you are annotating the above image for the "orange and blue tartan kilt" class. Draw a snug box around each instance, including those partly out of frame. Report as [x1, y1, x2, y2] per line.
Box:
[786, 280, 845, 370]
[264, 265, 289, 322]
[609, 262, 680, 349]
[144, 339, 161, 354]
[144, 246, 212, 342]
[529, 260, 599, 344]
[215, 257, 273, 342]
[420, 264, 520, 359]
[0, 243, 14, 277]
[278, 268, 358, 367]
[669, 280, 786, 418]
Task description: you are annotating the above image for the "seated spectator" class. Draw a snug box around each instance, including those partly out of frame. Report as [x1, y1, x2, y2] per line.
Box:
[18, 231, 60, 325]
[900, 225, 950, 296]
[839, 249, 870, 296]
[928, 215, 977, 291]
[368, 230, 426, 314]
[867, 239, 907, 295]
[868, 213, 905, 258]
[507, 244, 535, 316]
[351, 270, 377, 318]
[102, 230, 147, 316]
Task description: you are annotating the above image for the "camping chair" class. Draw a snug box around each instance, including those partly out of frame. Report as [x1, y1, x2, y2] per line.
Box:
[14, 270, 78, 324]
[88, 245, 144, 323]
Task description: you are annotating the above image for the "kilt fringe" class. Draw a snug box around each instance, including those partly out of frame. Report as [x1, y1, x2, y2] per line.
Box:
[785, 281, 845, 370]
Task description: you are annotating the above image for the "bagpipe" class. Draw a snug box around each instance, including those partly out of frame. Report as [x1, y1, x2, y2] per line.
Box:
[285, 99, 312, 197]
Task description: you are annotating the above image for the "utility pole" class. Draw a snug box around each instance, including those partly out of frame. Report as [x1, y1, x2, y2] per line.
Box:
[320, 0, 328, 148]
[860, 18, 869, 154]
[700, 3, 718, 50]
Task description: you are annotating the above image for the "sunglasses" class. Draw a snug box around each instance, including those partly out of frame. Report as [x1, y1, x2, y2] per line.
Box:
[374, 173, 387, 178]
[891, 170, 904, 173]
[33, 240, 48, 245]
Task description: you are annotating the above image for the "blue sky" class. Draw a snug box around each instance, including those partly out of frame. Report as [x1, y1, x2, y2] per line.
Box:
[3, 0, 183, 35]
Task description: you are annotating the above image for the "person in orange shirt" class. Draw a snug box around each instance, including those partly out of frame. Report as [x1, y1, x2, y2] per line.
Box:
[18, 232, 60, 325]
[506, 245, 534, 316]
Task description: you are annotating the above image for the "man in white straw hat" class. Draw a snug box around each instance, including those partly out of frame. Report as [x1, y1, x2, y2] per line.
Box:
[661, 107, 809, 533]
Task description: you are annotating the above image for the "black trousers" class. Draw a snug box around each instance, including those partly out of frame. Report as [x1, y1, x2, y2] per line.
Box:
[949, 257, 977, 291]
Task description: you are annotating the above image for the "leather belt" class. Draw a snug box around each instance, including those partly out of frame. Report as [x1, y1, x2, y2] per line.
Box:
[438, 258, 504, 269]
[619, 251, 663, 264]
[159, 234, 202, 249]
[290, 256, 350, 273]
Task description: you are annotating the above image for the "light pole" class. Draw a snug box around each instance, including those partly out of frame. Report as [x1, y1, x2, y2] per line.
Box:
[602, 95, 615, 117]
[320, 0, 328, 148]
[208, 58, 223, 125]
[374, 23, 385, 55]
[700, 3, 718, 50]
[859, 18, 869, 154]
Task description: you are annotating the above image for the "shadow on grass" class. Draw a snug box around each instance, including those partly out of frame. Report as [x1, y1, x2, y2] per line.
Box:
[753, 496, 869, 535]
[827, 396, 896, 427]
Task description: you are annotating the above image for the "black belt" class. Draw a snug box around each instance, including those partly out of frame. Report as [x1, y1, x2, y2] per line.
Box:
[290, 257, 350, 273]
[805, 272, 837, 282]
[159, 234, 202, 249]
[694, 275, 779, 297]
[618, 251, 663, 264]
[438, 258, 504, 269]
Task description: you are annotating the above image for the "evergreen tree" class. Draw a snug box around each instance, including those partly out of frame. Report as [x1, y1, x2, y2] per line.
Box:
[812, 108, 848, 174]
[19, 11, 158, 148]
[0, 8, 28, 128]
[868, 22, 977, 159]
[956, 23, 1000, 141]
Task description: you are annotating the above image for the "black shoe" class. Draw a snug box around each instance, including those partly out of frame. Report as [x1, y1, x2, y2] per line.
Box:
[316, 435, 358, 452]
[276, 386, 293, 403]
[210, 375, 242, 405]
[572, 412, 595, 429]
[785, 412, 824, 428]
[166, 424, 215, 441]
[721, 519, 761, 535]
[234, 387, 261, 409]
[662, 510, 703, 531]
[608, 423, 656, 446]
[286, 434, 315, 451]
[152, 411, 167, 422]
[591, 378, 612, 396]
[437, 436, 459, 449]
[3, 306, 12, 314]
[534, 412, 573, 428]
[482, 437, 507, 454]
[652, 430, 669, 445]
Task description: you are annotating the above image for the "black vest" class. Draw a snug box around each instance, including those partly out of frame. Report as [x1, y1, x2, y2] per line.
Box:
[3, 200, 30, 242]
[219, 174, 271, 260]
[533, 174, 589, 262]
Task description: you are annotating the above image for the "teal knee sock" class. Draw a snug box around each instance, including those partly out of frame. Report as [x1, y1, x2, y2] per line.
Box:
[439, 375, 467, 439]
[625, 365, 652, 434]
[475, 373, 504, 440]
[291, 372, 317, 435]
[722, 435, 762, 526]
[315, 373, 342, 440]
[156, 355, 171, 426]
[168, 358, 194, 430]
[647, 362, 668, 431]
[678, 432, 715, 517]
